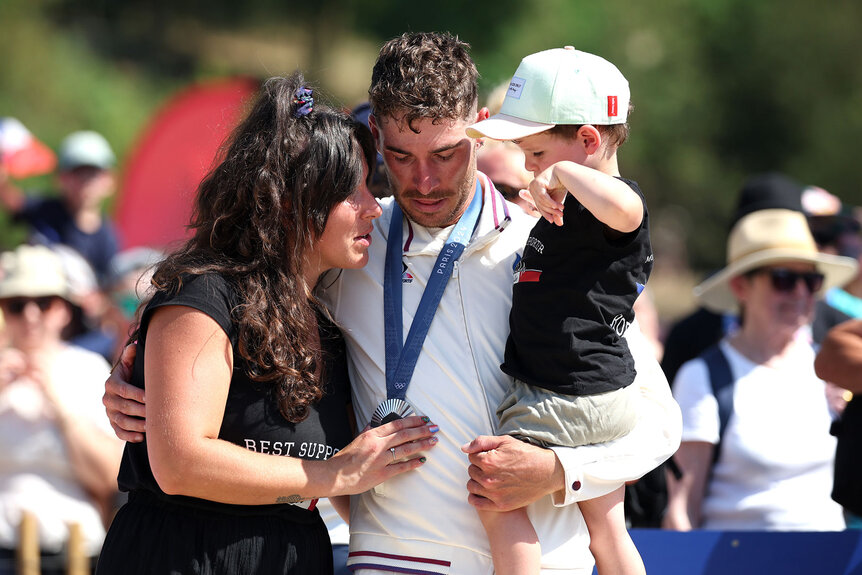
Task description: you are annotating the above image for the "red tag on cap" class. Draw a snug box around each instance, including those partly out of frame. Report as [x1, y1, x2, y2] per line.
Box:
[608, 96, 618, 117]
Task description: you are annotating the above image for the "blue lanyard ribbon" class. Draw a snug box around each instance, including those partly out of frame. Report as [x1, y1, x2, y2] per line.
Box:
[383, 180, 483, 400]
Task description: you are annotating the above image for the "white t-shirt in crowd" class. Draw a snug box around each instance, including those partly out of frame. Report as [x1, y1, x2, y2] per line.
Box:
[673, 338, 844, 531]
[0, 344, 114, 555]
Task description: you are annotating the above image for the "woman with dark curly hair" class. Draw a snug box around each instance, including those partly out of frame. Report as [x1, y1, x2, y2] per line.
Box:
[95, 73, 439, 575]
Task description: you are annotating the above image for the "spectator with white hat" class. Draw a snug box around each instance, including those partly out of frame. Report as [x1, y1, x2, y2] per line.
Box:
[0, 244, 122, 573]
[0, 129, 120, 282]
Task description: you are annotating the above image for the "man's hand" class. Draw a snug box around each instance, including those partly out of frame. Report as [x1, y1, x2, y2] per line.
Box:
[103, 344, 147, 442]
[461, 435, 564, 511]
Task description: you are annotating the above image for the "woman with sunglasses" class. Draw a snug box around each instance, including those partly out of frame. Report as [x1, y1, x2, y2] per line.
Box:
[663, 208, 858, 531]
[0, 244, 122, 574]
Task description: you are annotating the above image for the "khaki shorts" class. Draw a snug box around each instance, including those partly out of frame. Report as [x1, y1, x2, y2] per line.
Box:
[496, 378, 638, 448]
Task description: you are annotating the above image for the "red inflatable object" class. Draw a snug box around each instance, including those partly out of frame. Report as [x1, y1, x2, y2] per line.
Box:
[116, 77, 259, 249]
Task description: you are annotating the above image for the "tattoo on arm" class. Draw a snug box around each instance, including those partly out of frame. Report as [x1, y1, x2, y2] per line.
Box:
[276, 494, 305, 504]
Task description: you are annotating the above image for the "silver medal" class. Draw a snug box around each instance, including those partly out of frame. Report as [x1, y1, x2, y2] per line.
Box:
[370, 398, 415, 427]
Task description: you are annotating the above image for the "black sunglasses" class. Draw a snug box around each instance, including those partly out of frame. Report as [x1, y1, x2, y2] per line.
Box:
[0, 296, 58, 316]
[761, 268, 825, 294]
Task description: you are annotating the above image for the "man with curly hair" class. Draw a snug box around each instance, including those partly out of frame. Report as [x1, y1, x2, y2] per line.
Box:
[322, 32, 679, 574]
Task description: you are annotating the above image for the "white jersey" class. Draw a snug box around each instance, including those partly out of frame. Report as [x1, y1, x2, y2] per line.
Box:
[319, 173, 681, 574]
[0, 344, 114, 556]
[673, 338, 844, 531]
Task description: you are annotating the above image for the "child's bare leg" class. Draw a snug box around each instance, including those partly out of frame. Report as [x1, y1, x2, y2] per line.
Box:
[477, 507, 541, 575]
[578, 486, 645, 575]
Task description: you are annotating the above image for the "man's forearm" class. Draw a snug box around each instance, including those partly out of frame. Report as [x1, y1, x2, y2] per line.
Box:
[552, 326, 682, 505]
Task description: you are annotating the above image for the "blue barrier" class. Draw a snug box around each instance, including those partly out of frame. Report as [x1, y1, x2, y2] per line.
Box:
[592, 529, 862, 574]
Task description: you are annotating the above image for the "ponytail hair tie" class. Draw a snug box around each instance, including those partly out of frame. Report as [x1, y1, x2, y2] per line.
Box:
[293, 87, 314, 117]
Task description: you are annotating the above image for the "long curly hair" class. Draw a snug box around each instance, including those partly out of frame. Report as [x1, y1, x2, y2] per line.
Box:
[138, 73, 376, 423]
[369, 32, 479, 132]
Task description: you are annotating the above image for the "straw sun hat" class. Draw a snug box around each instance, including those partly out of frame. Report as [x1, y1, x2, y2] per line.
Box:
[694, 209, 858, 314]
[0, 244, 69, 301]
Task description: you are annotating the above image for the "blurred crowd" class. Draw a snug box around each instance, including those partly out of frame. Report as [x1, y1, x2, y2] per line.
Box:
[0, 119, 163, 573]
[2, 80, 862, 571]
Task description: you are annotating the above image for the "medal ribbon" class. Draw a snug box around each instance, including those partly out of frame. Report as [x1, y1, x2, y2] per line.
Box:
[383, 180, 483, 400]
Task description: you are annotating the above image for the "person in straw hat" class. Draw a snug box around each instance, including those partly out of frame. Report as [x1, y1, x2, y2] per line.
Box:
[664, 208, 857, 531]
[0, 244, 122, 572]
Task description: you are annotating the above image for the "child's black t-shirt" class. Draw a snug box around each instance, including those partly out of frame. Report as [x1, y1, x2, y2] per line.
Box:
[502, 178, 652, 396]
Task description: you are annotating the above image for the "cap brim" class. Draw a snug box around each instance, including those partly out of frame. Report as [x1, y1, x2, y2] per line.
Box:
[0, 280, 68, 300]
[58, 157, 113, 171]
[694, 250, 859, 314]
[466, 113, 555, 140]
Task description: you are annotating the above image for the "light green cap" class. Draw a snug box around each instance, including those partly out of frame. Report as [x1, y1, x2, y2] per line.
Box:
[58, 130, 116, 171]
[467, 46, 630, 140]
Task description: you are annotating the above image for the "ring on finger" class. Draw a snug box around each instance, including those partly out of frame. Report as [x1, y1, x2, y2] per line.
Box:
[390, 447, 396, 462]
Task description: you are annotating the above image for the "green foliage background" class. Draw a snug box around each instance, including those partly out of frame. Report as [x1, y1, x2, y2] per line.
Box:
[4, 0, 862, 318]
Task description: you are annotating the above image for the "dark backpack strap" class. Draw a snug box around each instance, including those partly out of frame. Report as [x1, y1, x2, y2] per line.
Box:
[701, 344, 735, 464]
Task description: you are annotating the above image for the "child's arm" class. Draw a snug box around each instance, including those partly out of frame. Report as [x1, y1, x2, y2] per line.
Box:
[529, 161, 643, 232]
